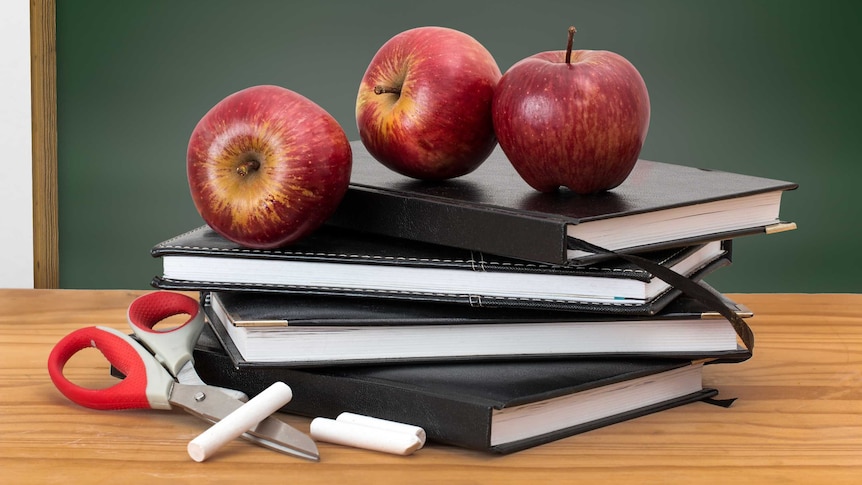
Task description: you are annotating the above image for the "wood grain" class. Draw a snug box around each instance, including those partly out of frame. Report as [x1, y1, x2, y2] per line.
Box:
[30, 0, 59, 289]
[1, 290, 861, 484]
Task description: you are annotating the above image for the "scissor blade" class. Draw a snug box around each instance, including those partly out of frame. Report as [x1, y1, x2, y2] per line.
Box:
[249, 415, 320, 461]
[175, 361, 249, 402]
[170, 384, 319, 462]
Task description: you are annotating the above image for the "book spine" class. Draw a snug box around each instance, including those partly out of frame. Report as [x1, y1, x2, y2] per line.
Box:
[328, 187, 570, 265]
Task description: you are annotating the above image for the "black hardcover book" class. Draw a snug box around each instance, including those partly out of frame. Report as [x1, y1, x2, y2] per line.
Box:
[192, 324, 735, 454]
[327, 141, 797, 265]
[151, 224, 731, 314]
[201, 286, 753, 366]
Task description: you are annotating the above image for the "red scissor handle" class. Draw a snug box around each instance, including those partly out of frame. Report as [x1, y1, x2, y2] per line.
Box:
[47, 326, 174, 411]
[127, 291, 204, 377]
[127, 291, 200, 331]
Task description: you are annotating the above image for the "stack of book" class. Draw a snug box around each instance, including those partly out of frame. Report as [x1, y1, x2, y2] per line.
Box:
[152, 141, 797, 453]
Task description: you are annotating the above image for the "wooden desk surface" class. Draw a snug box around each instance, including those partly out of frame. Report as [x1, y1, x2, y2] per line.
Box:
[1, 290, 860, 484]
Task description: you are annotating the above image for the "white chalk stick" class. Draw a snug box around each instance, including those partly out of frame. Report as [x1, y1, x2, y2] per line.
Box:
[336, 412, 426, 446]
[187, 381, 293, 462]
[310, 417, 423, 456]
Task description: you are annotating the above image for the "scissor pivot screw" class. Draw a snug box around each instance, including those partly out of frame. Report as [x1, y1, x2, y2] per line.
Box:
[194, 391, 207, 402]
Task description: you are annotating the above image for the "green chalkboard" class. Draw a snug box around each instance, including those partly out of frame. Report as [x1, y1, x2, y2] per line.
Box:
[57, 0, 862, 292]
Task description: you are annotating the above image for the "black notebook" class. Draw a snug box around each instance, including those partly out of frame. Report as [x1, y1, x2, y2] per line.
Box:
[152, 225, 731, 314]
[202, 287, 752, 366]
[327, 141, 797, 265]
[192, 324, 735, 454]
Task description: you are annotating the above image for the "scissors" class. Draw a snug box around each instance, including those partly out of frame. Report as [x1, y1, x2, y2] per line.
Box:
[47, 291, 319, 462]
[125, 290, 248, 401]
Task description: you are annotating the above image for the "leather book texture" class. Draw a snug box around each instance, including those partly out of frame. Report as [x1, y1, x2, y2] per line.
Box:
[192, 324, 726, 453]
[328, 140, 797, 265]
[151, 224, 731, 314]
[204, 282, 749, 328]
[199, 288, 753, 366]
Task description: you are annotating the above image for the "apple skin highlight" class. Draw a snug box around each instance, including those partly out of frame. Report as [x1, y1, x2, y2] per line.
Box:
[187, 85, 352, 249]
[356, 26, 501, 180]
[493, 36, 650, 194]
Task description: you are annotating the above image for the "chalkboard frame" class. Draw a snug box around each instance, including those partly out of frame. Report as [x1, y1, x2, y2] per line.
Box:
[31, 0, 58, 288]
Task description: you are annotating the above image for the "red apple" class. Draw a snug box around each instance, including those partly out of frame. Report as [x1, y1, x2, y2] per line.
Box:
[187, 85, 352, 249]
[356, 26, 501, 180]
[492, 27, 650, 194]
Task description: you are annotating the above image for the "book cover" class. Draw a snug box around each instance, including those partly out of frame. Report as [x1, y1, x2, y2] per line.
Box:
[151, 224, 731, 314]
[202, 286, 753, 366]
[192, 324, 728, 453]
[327, 140, 797, 265]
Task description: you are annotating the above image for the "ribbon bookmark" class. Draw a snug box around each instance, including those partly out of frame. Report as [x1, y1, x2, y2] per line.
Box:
[567, 237, 755, 352]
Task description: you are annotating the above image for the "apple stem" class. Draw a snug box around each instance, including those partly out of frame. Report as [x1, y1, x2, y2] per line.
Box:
[236, 159, 260, 177]
[565, 26, 576, 64]
[374, 85, 401, 95]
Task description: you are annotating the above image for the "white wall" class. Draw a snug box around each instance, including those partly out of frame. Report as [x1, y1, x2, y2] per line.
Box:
[0, 2, 34, 288]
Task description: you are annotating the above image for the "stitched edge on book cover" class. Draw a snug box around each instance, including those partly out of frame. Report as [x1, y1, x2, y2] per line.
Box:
[198, 301, 752, 368]
[154, 275, 674, 315]
[152, 225, 711, 280]
[568, 238, 754, 351]
[152, 249, 730, 316]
